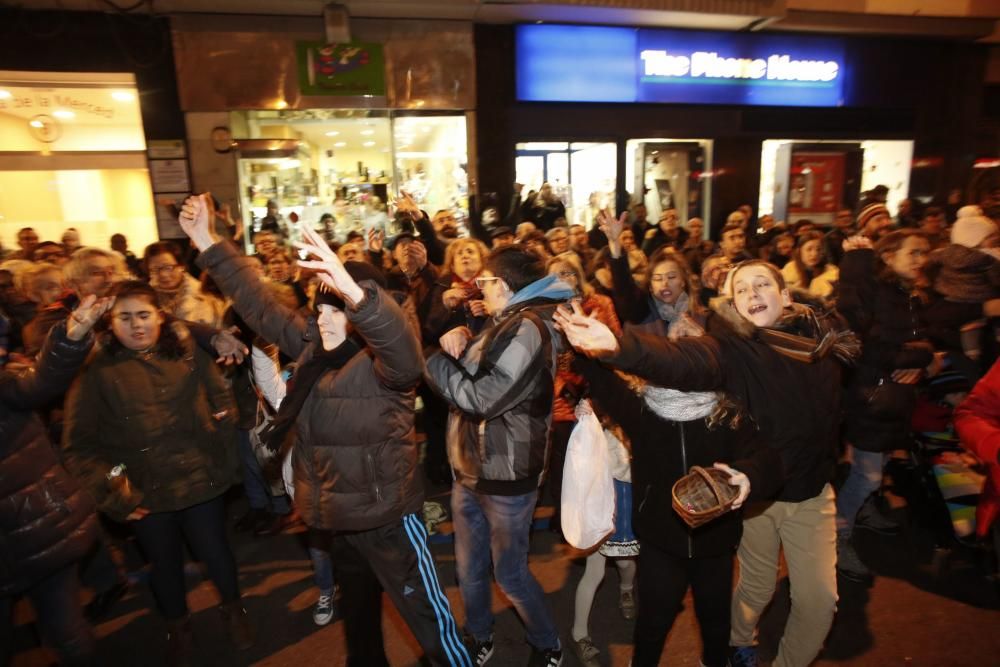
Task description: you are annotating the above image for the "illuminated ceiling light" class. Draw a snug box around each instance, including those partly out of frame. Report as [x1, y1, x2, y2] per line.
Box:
[275, 99, 288, 110]
[111, 90, 135, 102]
[421, 127, 431, 133]
[0, 90, 12, 99]
[360, 129, 375, 136]
[325, 130, 340, 137]
[334, 141, 347, 147]
[362, 141, 376, 147]
[29, 119, 44, 128]
[53, 109, 75, 119]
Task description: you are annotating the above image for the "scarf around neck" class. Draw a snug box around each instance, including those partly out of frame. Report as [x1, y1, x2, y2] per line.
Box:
[262, 336, 362, 452]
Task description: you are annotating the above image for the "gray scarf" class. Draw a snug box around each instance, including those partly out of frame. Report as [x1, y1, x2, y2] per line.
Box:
[654, 291, 693, 336]
[642, 385, 718, 422]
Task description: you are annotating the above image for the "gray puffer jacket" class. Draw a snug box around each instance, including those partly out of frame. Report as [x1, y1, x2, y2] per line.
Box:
[198, 242, 425, 531]
[425, 290, 567, 496]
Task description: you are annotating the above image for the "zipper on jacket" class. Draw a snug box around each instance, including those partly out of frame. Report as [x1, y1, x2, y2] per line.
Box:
[477, 419, 488, 463]
[367, 452, 383, 502]
[680, 423, 693, 559]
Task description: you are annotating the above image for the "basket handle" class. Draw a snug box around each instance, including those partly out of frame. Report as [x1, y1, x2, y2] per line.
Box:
[692, 466, 725, 504]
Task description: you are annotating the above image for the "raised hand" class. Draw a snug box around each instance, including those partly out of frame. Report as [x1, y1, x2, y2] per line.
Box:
[408, 240, 428, 271]
[368, 228, 385, 254]
[66, 294, 115, 341]
[842, 235, 873, 252]
[552, 300, 620, 356]
[713, 462, 750, 510]
[599, 210, 629, 258]
[178, 193, 221, 251]
[393, 190, 421, 220]
[293, 222, 364, 307]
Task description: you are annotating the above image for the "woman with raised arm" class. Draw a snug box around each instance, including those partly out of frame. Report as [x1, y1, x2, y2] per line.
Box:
[555, 259, 859, 667]
[62, 281, 248, 667]
[177, 194, 470, 667]
[1, 295, 112, 667]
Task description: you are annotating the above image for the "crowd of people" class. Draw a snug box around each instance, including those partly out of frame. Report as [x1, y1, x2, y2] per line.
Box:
[1, 181, 999, 667]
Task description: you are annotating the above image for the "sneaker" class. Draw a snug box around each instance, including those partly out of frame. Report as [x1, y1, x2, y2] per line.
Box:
[836, 532, 872, 582]
[465, 635, 494, 666]
[728, 645, 760, 667]
[619, 588, 636, 620]
[528, 645, 563, 667]
[854, 497, 900, 535]
[312, 593, 335, 626]
[570, 636, 600, 667]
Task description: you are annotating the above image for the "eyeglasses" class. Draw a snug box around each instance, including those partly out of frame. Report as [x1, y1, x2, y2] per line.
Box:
[150, 264, 180, 275]
[474, 276, 501, 290]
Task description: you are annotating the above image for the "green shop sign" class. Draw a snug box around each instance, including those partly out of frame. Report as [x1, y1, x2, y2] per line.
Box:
[297, 41, 386, 96]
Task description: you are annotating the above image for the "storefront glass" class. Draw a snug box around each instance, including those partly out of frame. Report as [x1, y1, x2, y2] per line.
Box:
[626, 138, 712, 235]
[0, 71, 158, 251]
[759, 139, 913, 225]
[514, 142, 616, 228]
[232, 109, 468, 249]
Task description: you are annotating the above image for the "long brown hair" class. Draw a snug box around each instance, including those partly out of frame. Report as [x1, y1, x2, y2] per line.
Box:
[644, 247, 704, 318]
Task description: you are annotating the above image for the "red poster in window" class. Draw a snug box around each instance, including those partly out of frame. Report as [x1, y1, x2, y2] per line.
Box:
[788, 152, 845, 223]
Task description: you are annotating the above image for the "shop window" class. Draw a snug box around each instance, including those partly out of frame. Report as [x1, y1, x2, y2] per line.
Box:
[515, 141, 616, 228]
[625, 139, 712, 233]
[232, 109, 468, 250]
[0, 72, 157, 251]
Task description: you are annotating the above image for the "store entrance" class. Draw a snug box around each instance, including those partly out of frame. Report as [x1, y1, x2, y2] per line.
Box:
[625, 139, 712, 237]
[514, 142, 616, 229]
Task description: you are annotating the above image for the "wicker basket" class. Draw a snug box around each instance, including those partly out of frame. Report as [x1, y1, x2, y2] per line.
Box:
[671, 466, 739, 529]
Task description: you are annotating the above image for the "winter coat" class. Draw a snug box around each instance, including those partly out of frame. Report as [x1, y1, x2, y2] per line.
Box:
[0, 322, 97, 597]
[425, 279, 571, 496]
[953, 358, 1000, 537]
[781, 261, 839, 300]
[642, 227, 689, 256]
[838, 248, 935, 452]
[197, 241, 425, 532]
[62, 321, 239, 522]
[576, 357, 780, 558]
[926, 244, 1000, 305]
[604, 299, 856, 503]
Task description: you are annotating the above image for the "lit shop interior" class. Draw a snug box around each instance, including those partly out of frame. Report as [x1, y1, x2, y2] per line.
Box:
[230, 110, 468, 245]
[514, 139, 712, 234]
[0, 71, 158, 252]
[758, 139, 914, 225]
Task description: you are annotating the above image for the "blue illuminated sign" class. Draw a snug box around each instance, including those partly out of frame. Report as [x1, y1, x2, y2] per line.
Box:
[516, 24, 846, 107]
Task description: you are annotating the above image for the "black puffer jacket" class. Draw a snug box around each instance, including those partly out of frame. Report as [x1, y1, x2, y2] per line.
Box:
[198, 242, 425, 531]
[838, 248, 935, 452]
[0, 322, 97, 597]
[576, 358, 779, 558]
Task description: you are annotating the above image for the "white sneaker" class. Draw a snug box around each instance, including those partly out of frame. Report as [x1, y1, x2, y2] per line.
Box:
[313, 593, 335, 626]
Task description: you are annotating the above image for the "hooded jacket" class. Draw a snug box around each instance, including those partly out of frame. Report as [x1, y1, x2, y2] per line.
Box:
[1, 323, 97, 596]
[197, 241, 425, 531]
[604, 298, 857, 503]
[425, 275, 573, 495]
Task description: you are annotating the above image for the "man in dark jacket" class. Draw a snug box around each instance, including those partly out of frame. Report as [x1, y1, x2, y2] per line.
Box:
[0, 295, 111, 667]
[426, 245, 574, 667]
[641, 207, 690, 255]
[180, 195, 471, 667]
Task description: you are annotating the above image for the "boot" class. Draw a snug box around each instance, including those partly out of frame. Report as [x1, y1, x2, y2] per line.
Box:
[219, 599, 255, 650]
[854, 496, 901, 535]
[165, 615, 193, 667]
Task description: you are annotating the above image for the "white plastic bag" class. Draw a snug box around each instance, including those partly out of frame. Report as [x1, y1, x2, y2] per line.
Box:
[560, 403, 615, 549]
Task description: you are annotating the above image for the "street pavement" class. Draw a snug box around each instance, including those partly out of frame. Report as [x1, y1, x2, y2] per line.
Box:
[10, 480, 1000, 667]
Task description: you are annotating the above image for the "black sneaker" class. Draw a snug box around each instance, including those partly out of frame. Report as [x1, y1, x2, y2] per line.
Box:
[528, 645, 563, 667]
[465, 635, 494, 666]
[854, 498, 901, 535]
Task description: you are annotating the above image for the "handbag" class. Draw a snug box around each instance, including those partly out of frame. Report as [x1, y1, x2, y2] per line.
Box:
[671, 466, 739, 529]
[560, 410, 615, 549]
[248, 373, 288, 497]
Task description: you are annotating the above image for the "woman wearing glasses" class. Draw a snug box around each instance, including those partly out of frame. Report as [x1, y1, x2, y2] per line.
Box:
[144, 241, 226, 328]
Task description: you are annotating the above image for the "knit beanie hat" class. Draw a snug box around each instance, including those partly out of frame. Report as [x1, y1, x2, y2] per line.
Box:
[313, 260, 386, 310]
[856, 203, 890, 230]
[950, 206, 998, 249]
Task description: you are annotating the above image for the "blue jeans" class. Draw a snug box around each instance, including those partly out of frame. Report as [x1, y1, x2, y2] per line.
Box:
[0, 564, 96, 666]
[237, 429, 290, 514]
[835, 447, 887, 534]
[307, 529, 336, 595]
[451, 483, 559, 650]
